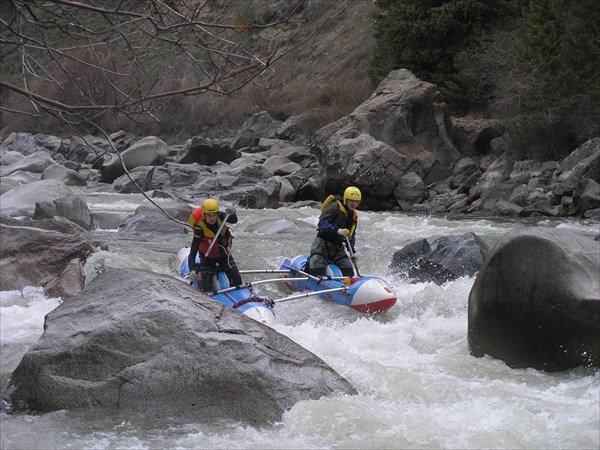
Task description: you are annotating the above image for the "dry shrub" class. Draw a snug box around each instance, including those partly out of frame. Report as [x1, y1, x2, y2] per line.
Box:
[295, 79, 371, 136]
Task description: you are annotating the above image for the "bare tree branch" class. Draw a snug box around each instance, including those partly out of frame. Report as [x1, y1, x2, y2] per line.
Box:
[1, 0, 344, 131]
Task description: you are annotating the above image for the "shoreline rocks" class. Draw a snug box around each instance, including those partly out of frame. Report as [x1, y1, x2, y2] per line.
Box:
[1, 70, 598, 223]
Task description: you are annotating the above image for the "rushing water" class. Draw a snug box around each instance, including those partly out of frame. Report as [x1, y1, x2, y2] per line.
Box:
[1, 193, 599, 450]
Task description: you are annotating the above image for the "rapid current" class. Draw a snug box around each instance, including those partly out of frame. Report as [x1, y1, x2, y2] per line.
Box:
[1, 191, 599, 449]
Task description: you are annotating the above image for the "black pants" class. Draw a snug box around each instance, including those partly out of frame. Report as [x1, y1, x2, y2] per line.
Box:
[198, 254, 242, 291]
[308, 237, 354, 276]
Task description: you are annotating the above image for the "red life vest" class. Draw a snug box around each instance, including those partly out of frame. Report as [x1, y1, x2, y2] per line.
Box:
[196, 217, 231, 258]
[189, 207, 203, 227]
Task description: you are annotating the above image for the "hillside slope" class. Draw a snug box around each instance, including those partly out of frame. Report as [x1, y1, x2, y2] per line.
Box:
[0, 0, 378, 141]
[185, 0, 379, 138]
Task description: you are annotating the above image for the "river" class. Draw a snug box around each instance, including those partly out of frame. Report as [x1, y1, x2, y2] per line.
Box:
[1, 192, 599, 449]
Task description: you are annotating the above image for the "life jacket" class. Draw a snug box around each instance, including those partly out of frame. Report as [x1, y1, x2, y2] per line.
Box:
[319, 195, 358, 238]
[189, 207, 203, 227]
[196, 216, 232, 258]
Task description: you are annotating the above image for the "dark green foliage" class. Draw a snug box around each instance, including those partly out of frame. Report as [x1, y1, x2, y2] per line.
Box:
[370, 0, 599, 158]
[369, 0, 513, 111]
[514, 0, 600, 145]
[511, 121, 579, 161]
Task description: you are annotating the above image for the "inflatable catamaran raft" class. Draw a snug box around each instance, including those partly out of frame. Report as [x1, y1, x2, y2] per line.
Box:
[279, 255, 397, 314]
[176, 247, 276, 325]
[176, 248, 398, 325]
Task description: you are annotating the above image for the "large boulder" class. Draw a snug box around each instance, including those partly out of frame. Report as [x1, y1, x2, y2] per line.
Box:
[0, 216, 107, 294]
[449, 117, 505, 157]
[100, 136, 169, 182]
[0, 177, 23, 195]
[232, 111, 283, 149]
[117, 211, 188, 234]
[111, 166, 154, 193]
[393, 172, 429, 210]
[244, 218, 300, 234]
[1, 132, 62, 157]
[468, 228, 600, 371]
[467, 156, 515, 202]
[33, 195, 94, 230]
[574, 178, 600, 217]
[554, 137, 600, 191]
[218, 177, 281, 209]
[389, 233, 489, 284]
[177, 136, 240, 166]
[4, 268, 357, 425]
[0, 179, 92, 227]
[0, 150, 25, 166]
[41, 163, 87, 186]
[262, 139, 313, 165]
[0, 152, 56, 177]
[262, 155, 301, 176]
[313, 69, 460, 208]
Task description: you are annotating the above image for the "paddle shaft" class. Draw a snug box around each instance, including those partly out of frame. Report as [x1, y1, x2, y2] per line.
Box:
[210, 271, 348, 296]
[204, 212, 230, 257]
[345, 236, 361, 277]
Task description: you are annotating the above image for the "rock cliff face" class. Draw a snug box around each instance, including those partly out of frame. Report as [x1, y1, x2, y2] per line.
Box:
[312, 69, 460, 209]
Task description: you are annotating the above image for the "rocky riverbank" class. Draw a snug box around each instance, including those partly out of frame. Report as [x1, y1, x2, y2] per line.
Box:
[2, 70, 599, 227]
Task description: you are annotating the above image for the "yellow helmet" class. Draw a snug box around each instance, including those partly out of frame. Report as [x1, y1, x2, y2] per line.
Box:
[343, 186, 362, 204]
[202, 198, 219, 215]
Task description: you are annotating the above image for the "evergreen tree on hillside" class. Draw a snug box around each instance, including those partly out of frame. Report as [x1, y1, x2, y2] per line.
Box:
[513, 0, 599, 148]
[369, 0, 599, 158]
[369, 0, 512, 112]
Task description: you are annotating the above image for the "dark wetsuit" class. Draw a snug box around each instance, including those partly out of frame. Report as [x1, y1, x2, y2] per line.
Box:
[308, 198, 357, 277]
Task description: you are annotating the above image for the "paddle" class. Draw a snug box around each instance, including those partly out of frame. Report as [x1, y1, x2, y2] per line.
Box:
[204, 212, 230, 257]
[345, 236, 361, 277]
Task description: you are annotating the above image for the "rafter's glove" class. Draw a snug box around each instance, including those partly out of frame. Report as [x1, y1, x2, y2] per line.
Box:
[350, 254, 358, 264]
[337, 228, 350, 237]
[226, 205, 236, 216]
[189, 270, 198, 282]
